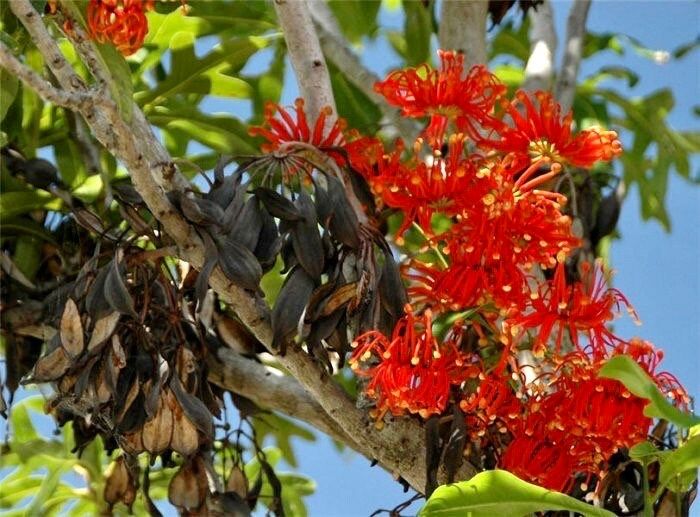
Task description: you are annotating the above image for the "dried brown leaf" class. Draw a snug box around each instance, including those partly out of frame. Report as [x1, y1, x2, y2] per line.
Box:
[87, 312, 120, 353]
[60, 298, 84, 358]
[25, 346, 70, 383]
[226, 465, 249, 498]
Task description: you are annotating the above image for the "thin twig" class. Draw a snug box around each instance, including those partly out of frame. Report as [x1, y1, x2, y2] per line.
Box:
[9, 0, 86, 92]
[522, 0, 557, 92]
[438, 0, 488, 67]
[0, 42, 93, 111]
[555, 0, 592, 112]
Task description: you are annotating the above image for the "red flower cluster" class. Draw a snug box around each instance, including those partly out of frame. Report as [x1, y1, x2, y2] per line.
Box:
[349, 307, 470, 423]
[505, 260, 637, 358]
[251, 50, 689, 496]
[501, 341, 687, 491]
[87, 0, 154, 56]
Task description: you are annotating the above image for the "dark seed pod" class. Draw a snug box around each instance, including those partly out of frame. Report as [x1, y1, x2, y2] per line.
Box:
[254, 207, 282, 272]
[104, 254, 138, 319]
[271, 266, 315, 352]
[228, 197, 263, 251]
[378, 250, 407, 318]
[216, 237, 263, 292]
[254, 187, 302, 221]
[290, 192, 324, 279]
[326, 176, 361, 249]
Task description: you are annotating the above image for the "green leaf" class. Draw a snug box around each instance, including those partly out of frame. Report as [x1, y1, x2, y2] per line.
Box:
[658, 436, 700, 493]
[149, 104, 257, 155]
[581, 66, 639, 90]
[672, 36, 700, 59]
[137, 36, 267, 106]
[629, 441, 659, 461]
[329, 63, 382, 133]
[403, 1, 433, 66]
[0, 66, 19, 122]
[53, 139, 88, 190]
[583, 32, 624, 58]
[489, 20, 530, 62]
[13, 235, 41, 281]
[419, 470, 615, 517]
[0, 190, 62, 219]
[327, 0, 381, 43]
[254, 414, 316, 468]
[598, 355, 700, 428]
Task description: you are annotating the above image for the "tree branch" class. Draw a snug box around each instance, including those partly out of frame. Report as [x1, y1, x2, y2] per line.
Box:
[522, 0, 557, 92]
[555, 0, 592, 112]
[207, 349, 360, 450]
[9, 0, 85, 92]
[0, 42, 93, 111]
[309, 5, 417, 141]
[272, 0, 336, 122]
[438, 0, 488, 67]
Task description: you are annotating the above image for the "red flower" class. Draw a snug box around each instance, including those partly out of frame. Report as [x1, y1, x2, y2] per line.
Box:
[87, 0, 154, 56]
[249, 99, 347, 154]
[405, 157, 578, 312]
[374, 50, 505, 146]
[460, 371, 524, 442]
[500, 434, 577, 492]
[362, 134, 480, 238]
[349, 306, 468, 422]
[506, 260, 636, 357]
[483, 90, 622, 167]
[501, 344, 686, 492]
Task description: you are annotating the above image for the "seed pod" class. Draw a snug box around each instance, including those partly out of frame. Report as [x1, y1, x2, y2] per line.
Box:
[290, 192, 324, 279]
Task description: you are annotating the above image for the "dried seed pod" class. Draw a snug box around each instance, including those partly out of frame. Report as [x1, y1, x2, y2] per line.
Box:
[216, 237, 263, 292]
[103, 456, 137, 510]
[228, 197, 263, 251]
[142, 394, 174, 455]
[290, 191, 324, 279]
[86, 311, 120, 353]
[25, 340, 70, 383]
[168, 456, 209, 512]
[254, 187, 302, 221]
[271, 266, 315, 352]
[104, 253, 137, 318]
[60, 298, 84, 359]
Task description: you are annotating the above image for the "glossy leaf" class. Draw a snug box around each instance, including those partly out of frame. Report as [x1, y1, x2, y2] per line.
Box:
[598, 355, 700, 428]
[420, 470, 615, 517]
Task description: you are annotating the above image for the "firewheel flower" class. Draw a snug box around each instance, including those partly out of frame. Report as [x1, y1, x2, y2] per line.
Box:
[249, 99, 347, 154]
[374, 50, 505, 146]
[405, 156, 578, 312]
[87, 0, 155, 56]
[360, 134, 479, 237]
[482, 90, 622, 168]
[501, 344, 687, 491]
[506, 260, 637, 357]
[349, 306, 468, 423]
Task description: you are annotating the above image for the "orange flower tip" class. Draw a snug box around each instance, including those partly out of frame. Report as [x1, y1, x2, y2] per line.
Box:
[410, 356, 420, 366]
[382, 351, 391, 359]
[403, 303, 413, 314]
[432, 350, 441, 359]
[502, 285, 512, 293]
[395, 236, 405, 246]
